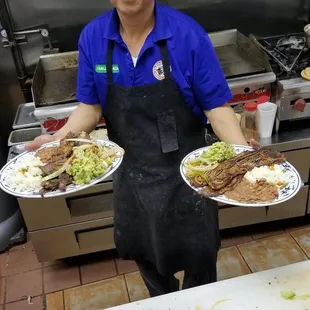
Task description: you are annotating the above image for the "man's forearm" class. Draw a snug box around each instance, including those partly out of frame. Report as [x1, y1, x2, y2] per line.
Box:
[54, 103, 102, 139]
[205, 103, 248, 146]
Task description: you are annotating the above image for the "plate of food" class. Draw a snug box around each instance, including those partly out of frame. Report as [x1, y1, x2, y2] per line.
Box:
[180, 142, 302, 207]
[0, 132, 124, 198]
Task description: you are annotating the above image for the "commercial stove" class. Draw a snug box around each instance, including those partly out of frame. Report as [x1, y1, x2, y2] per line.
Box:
[209, 29, 276, 113]
[251, 33, 310, 125]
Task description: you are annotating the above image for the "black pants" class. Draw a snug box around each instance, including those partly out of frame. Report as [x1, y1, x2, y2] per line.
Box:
[136, 260, 217, 297]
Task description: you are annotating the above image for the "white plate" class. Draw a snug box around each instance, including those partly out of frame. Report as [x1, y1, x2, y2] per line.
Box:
[0, 139, 124, 199]
[180, 145, 302, 207]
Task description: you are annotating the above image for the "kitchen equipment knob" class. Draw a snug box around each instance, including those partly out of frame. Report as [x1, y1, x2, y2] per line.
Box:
[41, 29, 49, 37]
[1, 29, 7, 38]
[293, 99, 306, 112]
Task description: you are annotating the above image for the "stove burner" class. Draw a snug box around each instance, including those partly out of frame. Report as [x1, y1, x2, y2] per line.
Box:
[276, 36, 305, 51]
[254, 33, 310, 79]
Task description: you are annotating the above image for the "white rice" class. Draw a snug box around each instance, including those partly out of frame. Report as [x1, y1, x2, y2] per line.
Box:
[244, 164, 289, 188]
[90, 129, 108, 140]
[5, 154, 44, 192]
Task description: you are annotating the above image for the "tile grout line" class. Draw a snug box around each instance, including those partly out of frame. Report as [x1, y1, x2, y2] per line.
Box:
[3, 277, 6, 310]
[288, 232, 310, 259]
[122, 274, 131, 303]
[78, 265, 82, 286]
[41, 266, 45, 309]
[235, 246, 253, 274]
[113, 257, 119, 275]
[62, 290, 66, 310]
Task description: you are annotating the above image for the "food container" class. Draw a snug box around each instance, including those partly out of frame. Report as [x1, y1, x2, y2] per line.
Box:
[7, 144, 26, 162]
[8, 128, 43, 147]
[240, 102, 259, 142]
[304, 24, 310, 49]
[13, 102, 40, 130]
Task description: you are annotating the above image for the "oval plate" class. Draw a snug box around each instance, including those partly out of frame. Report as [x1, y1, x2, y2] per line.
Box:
[180, 145, 302, 207]
[0, 139, 123, 199]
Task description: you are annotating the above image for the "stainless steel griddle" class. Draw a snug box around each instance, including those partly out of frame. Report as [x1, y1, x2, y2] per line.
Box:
[32, 51, 78, 107]
[209, 29, 270, 79]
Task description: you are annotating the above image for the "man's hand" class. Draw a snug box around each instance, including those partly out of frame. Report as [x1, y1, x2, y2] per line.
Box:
[250, 139, 260, 150]
[25, 135, 57, 151]
[25, 103, 102, 151]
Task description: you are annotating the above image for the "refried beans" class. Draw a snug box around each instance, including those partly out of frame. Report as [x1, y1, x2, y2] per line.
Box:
[225, 178, 278, 203]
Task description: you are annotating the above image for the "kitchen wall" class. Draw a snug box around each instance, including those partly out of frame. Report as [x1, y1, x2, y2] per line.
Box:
[4, 0, 310, 74]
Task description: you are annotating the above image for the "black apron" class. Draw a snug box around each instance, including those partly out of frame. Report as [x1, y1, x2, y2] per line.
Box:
[105, 40, 220, 276]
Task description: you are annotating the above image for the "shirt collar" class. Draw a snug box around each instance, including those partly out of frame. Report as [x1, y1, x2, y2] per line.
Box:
[102, 3, 172, 42]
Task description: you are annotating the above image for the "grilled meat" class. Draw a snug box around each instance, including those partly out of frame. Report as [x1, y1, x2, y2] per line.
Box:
[36, 132, 79, 164]
[206, 148, 286, 191]
[199, 175, 243, 197]
[41, 158, 67, 176]
[59, 173, 72, 191]
[40, 179, 60, 196]
[36, 147, 58, 163]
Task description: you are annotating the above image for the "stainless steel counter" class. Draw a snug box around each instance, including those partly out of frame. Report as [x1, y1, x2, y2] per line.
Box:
[261, 125, 310, 152]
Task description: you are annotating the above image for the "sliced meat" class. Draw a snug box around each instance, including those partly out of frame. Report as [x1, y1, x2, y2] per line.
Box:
[41, 158, 67, 176]
[36, 132, 78, 164]
[206, 148, 286, 190]
[40, 179, 60, 196]
[199, 175, 243, 198]
[36, 147, 58, 163]
[59, 173, 72, 192]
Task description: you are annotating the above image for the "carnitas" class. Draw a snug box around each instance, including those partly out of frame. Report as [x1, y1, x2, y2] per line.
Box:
[197, 148, 286, 198]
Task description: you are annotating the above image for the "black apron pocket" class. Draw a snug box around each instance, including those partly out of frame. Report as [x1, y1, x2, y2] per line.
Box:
[157, 109, 179, 154]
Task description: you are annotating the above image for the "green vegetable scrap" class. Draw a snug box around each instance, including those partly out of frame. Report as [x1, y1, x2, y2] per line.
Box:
[281, 290, 310, 301]
[210, 299, 231, 309]
[201, 142, 235, 163]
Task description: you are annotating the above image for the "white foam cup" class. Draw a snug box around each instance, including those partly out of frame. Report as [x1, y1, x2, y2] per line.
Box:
[256, 102, 277, 139]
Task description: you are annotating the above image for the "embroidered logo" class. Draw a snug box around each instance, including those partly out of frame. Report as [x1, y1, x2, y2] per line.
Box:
[152, 61, 171, 80]
[95, 64, 119, 74]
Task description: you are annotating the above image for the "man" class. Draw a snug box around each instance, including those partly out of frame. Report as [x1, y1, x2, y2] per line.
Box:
[27, 0, 252, 297]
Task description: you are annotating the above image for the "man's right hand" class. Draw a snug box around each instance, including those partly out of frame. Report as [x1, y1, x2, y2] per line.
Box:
[25, 135, 57, 151]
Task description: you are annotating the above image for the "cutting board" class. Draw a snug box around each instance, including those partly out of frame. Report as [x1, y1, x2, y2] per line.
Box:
[107, 261, 310, 310]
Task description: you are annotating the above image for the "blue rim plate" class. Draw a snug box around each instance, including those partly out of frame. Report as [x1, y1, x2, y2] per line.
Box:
[180, 145, 302, 208]
[0, 139, 124, 199]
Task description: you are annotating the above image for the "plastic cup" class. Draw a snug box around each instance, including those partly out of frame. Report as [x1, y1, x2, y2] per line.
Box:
[256, 102, 277, 139]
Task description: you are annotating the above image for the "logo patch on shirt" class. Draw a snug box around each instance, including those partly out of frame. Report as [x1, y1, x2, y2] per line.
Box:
[152, 61, 165, 80]
[152, 61, 171, 80]
[95, 64, 119, 74]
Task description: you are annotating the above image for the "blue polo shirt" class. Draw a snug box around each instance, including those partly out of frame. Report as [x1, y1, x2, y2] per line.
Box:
[77, 3, 232, 123]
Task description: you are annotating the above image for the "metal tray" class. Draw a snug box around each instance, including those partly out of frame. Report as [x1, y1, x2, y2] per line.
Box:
[32, 51, 78, 107]
[8, 128, 42, 147]
[13, 102, 40, 129]
[7, 145, 26, 162]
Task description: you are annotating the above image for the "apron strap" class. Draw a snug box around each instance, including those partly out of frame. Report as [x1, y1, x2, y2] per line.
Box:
[158, 40, 171, 79]
[107, 40, 115, 85]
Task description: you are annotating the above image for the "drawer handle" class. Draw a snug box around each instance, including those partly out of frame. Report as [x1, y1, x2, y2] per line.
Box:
[66, 190, 114, 218]
[75, 225, 115, 250]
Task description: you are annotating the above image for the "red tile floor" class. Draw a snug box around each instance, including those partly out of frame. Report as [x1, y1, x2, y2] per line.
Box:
[0, 217, 310, 310]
